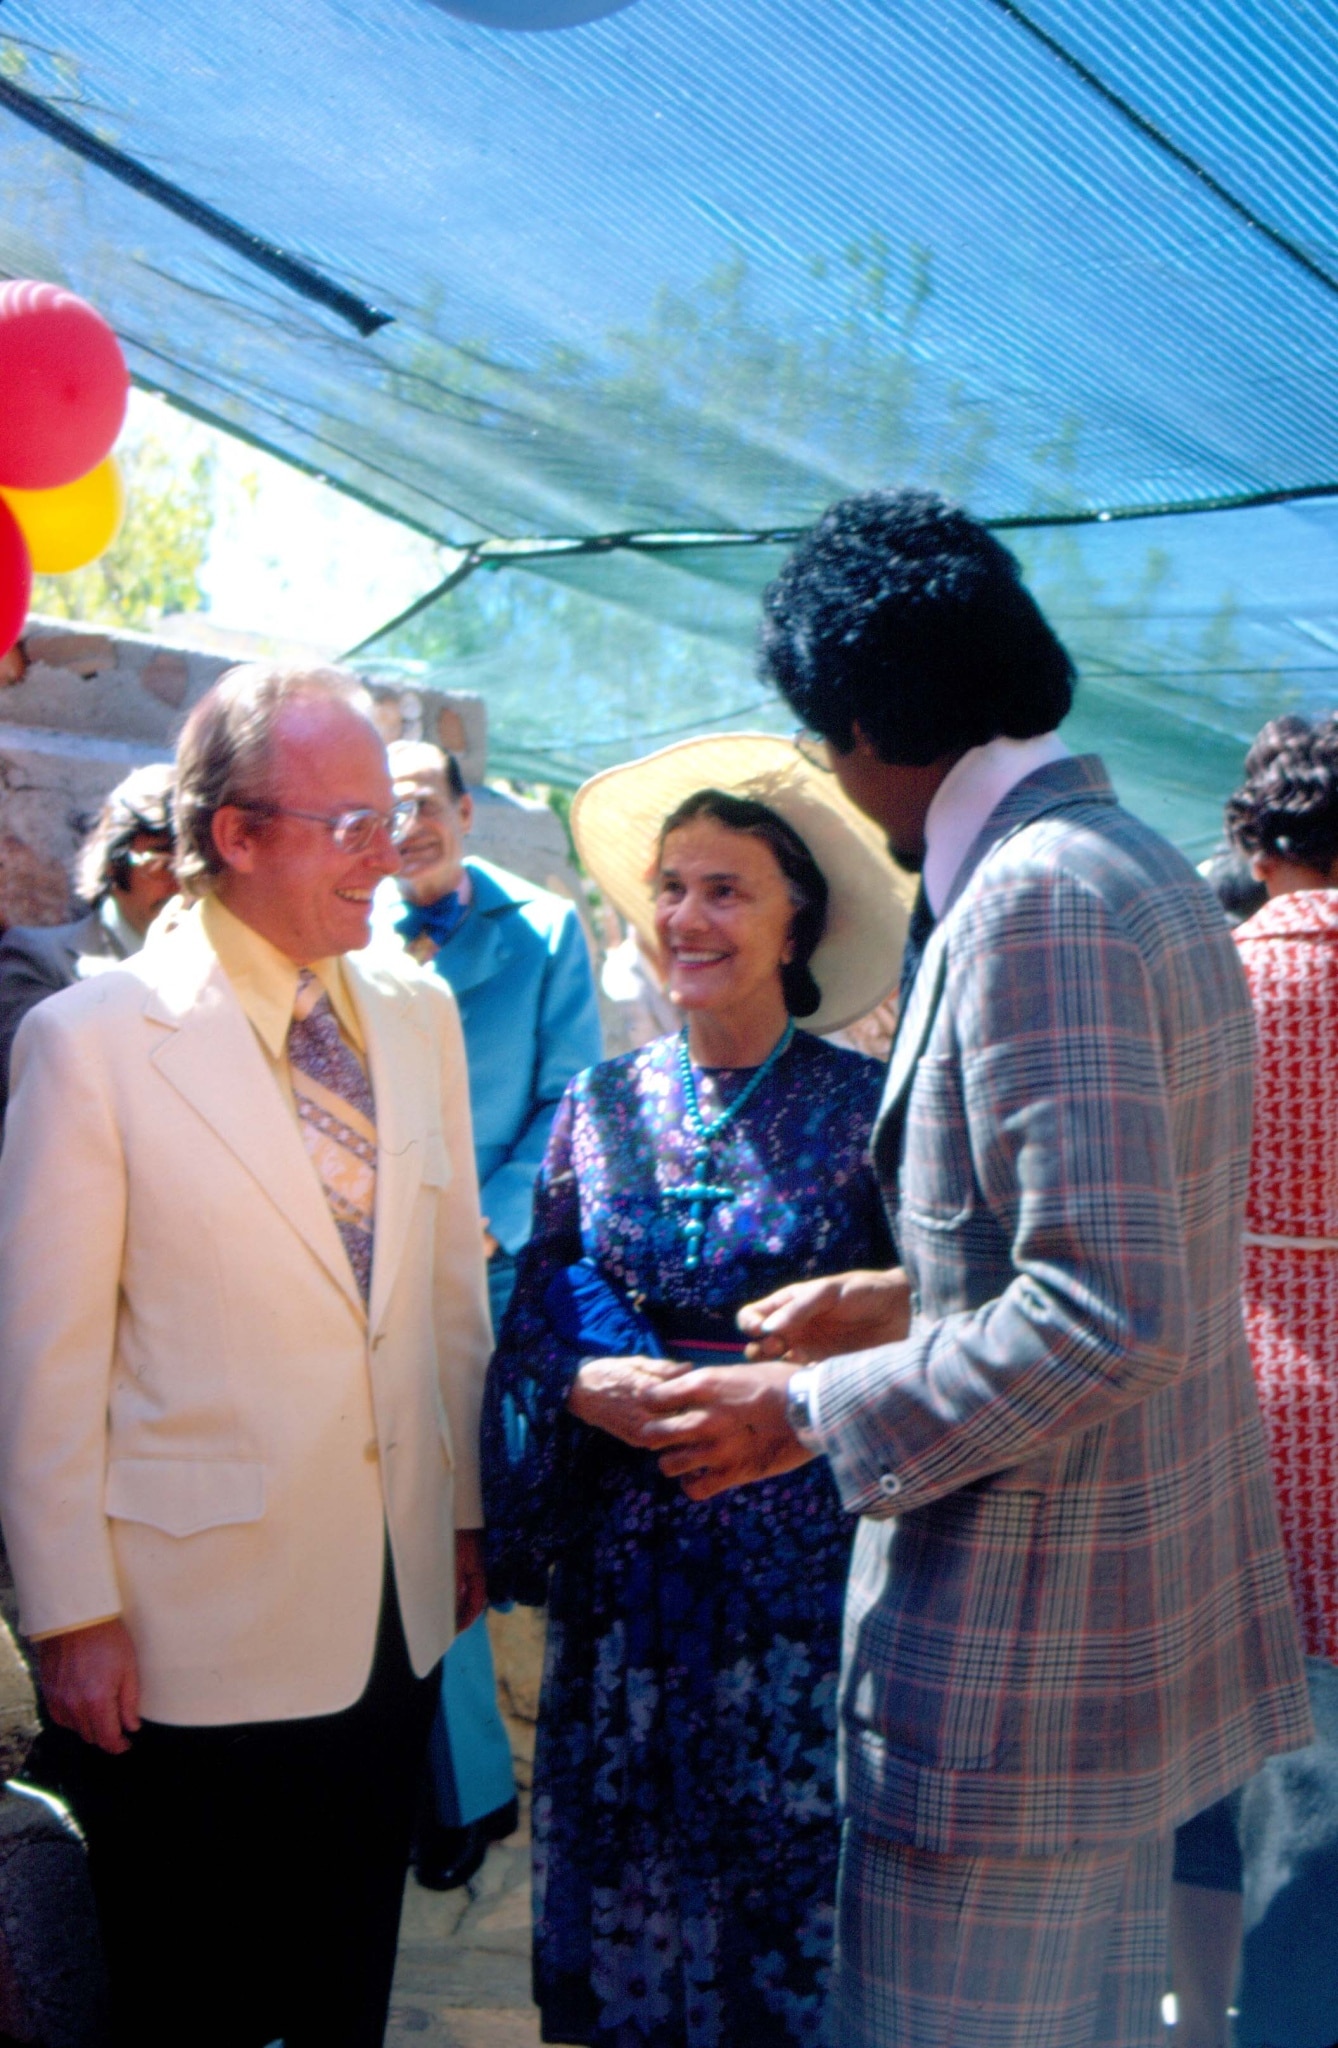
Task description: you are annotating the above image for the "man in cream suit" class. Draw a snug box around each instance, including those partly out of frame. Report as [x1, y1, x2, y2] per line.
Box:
[0, 664, 493, 2048]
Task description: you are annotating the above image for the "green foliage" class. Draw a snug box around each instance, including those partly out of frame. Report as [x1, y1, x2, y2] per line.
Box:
[373, 238, 1273, 846]
[30, 436, 216, 630]
[375, 238, 979, 780]
[557, 236, 992, 520]
[342, 235, 1292, 844]
[381, 559, 768, 788]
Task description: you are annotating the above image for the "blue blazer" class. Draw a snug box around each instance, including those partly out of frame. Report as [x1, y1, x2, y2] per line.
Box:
[373, 859, 602, 1253]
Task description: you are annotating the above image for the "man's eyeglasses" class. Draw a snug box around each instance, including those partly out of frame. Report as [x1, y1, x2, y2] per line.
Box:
[395, 791, 450, 824]
[238, 800, 417, 854]
[793, 730, 834, 773]
[124, 847, 176, 872]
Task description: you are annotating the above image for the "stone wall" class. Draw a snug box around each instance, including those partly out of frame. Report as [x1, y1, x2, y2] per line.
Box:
[0, 617, 589, 933]
[0, 622, 211, 929]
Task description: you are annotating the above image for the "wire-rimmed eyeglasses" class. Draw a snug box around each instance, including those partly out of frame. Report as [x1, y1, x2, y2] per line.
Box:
[238, 799, 417, 854]
[793, 729, 834, 773]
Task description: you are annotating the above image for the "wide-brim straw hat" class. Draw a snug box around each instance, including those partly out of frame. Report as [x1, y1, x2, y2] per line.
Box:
[571, 733, 915, 1036]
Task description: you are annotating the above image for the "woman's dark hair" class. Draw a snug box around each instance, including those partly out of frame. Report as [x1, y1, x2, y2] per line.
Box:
[74, 761, 175, 905]
[760, 489, 1076, 766]
[1225, 713, 1338, 872]
[656, 789, 828, 1018]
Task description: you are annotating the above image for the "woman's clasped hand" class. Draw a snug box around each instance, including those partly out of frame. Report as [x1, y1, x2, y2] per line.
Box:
[564, 1353, 690, 1444]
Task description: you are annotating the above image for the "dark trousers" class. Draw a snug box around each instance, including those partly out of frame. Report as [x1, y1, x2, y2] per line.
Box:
[419, 1251, 519, 1840]
[47, 1570, 438, 2048]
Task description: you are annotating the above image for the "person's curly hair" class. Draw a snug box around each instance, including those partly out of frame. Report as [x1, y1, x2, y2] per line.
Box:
[760, 490, 1076, 765]
[1225, 713, 1338, 872]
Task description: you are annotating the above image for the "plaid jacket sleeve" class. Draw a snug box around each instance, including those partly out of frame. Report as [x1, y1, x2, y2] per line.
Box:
[816, 857, 1194, 1518]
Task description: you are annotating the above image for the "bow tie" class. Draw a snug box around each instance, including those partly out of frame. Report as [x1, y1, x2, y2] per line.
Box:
[396, 891, 468, 951]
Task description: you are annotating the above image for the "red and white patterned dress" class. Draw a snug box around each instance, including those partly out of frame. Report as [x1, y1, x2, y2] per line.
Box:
[1237, 887, 1338, 1662]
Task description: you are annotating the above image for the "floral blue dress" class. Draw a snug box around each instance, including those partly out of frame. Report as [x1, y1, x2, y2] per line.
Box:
[482, 1029, 890, 2048]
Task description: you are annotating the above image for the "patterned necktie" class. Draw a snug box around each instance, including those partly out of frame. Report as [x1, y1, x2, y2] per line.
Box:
[288, 968, 377, 1301]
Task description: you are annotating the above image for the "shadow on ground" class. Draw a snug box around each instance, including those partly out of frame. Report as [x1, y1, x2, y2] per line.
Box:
[387, 1794, 541, 2047]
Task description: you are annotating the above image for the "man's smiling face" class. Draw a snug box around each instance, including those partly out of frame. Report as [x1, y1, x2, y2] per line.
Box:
[392, 762, 472, 907]
[217, 696, 402, 963]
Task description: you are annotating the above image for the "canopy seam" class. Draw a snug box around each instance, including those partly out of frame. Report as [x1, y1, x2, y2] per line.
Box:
[980, 0, 1338, 306]
[0, 75, 392, 336]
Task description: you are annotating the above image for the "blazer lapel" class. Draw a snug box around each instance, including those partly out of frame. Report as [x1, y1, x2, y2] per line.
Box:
[346, 957, 436, 1336]
[145, 936, 365, 1319]
[431, 901, 506, 997]
[430, 862, 533, 998]
[870, 756, 1117, 1189]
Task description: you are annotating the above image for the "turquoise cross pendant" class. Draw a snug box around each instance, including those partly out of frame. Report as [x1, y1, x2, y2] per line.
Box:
[667, 1147, 735, 1270]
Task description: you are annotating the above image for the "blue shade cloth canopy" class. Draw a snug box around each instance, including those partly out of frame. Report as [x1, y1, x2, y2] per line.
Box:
[1, 0, 1337, 841]
[425, 1, 643, 27]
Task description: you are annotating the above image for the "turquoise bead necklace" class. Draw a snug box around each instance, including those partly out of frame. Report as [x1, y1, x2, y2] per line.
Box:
[668, 1019, 796, 1270]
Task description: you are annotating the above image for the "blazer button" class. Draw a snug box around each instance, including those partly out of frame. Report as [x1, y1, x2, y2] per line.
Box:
[878, 1472, 902, 1498]
[363, 1439, 380, 1463]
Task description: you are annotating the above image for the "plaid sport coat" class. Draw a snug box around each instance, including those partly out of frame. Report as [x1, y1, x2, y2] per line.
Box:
[816, 754, 1311, 1856]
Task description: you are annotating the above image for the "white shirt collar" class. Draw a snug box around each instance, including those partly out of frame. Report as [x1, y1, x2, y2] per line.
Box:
[98, 893, 144, 959]
[922, 731, 1070, 917]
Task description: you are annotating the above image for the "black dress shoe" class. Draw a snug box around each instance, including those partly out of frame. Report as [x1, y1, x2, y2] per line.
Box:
[414, 1796, 520, 1891]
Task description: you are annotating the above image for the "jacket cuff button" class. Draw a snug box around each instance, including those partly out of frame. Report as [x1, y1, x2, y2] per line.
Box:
[878, 1472, 902, 1498]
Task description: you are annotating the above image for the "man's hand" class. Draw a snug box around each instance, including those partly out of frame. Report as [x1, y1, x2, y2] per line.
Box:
[637, 1363, 814, 1500]
[455, 1528, 488, 1634]
[738, 1267, 914, 1363]
[566, 1356, 690, 1447]
[36, 1619, 141, 1756]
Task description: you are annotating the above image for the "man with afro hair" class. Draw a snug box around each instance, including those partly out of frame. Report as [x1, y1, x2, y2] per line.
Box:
[638, 490, 1310, 2046]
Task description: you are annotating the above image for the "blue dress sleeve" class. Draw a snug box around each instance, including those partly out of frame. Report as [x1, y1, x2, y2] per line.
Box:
[481, 1086, 592, 1605]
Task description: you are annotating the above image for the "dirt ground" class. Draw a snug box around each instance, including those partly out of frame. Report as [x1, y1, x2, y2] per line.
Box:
[387, 1795, 541, 2047]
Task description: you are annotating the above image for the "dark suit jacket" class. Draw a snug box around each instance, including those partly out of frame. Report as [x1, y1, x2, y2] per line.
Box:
[0, 909, 128, 1123]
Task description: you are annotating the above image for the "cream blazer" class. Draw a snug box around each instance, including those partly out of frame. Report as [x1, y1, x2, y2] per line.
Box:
[0, 909, 492, 1725]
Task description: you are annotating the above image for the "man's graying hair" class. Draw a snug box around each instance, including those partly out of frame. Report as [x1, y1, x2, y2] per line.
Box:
[174, 664, 375, 894]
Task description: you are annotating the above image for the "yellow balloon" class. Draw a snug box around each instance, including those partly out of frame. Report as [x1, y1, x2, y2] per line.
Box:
[0, 456, 125, 573]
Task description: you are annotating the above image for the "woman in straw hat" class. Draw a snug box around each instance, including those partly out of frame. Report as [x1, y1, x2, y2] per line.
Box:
[481, 735, 909, 2048]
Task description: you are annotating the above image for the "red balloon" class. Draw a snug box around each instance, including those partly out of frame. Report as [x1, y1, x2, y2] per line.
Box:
[0, 281, 129, 490]
[0, 498, 32, 660]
